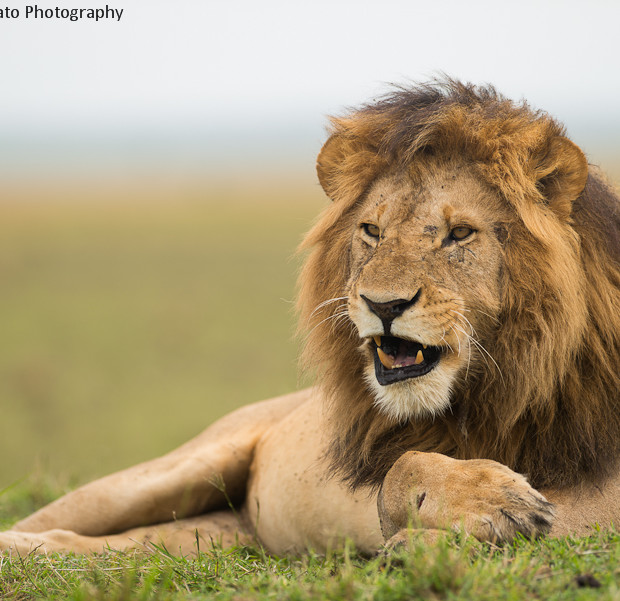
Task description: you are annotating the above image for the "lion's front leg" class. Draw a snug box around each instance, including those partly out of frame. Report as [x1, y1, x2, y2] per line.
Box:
[378, 451, 555, 545]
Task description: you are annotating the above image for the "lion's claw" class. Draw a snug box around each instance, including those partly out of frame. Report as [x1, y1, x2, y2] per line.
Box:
[472, 487, 555, 542]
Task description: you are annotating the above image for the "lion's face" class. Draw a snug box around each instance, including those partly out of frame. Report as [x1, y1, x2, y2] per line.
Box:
[346, 160, 508, 421]
[303, 80, 618, 490]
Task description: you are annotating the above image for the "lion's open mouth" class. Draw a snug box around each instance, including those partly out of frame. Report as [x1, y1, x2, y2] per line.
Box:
[371, 335, 442, 385]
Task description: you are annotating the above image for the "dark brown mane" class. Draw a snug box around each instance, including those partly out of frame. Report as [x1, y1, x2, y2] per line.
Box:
[298, 79, 620, 491]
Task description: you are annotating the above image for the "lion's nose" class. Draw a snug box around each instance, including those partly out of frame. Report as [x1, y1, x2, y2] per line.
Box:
[361, 289, 421, 332]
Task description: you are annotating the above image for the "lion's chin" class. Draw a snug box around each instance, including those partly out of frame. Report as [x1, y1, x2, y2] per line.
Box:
[363, 362, 458, 422]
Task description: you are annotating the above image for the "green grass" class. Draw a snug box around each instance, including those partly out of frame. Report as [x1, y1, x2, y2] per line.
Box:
[0, 478, 618, 600]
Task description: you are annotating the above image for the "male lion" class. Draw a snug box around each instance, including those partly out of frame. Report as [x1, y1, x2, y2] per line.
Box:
[1, 80, 619, 556]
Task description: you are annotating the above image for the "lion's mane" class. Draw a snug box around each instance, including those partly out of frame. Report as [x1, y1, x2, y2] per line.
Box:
[297, 79, 620, 490]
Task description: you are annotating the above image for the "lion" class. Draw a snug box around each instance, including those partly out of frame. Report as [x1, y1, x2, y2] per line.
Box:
[1, 79, 619, 556]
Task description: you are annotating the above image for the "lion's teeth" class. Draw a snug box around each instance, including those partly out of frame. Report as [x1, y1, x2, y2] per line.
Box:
[414, 350, 424, 364]
[373, 336, 382, 347]
[422, 344, 427, 349]
[377, 347, 395, 369]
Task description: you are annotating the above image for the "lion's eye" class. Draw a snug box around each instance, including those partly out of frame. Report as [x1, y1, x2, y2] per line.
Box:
[450, 226, 475, 241]
[362, 223, 381, 238]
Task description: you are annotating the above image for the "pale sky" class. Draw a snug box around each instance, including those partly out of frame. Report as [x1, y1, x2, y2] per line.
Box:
[1, 0, 619, 175]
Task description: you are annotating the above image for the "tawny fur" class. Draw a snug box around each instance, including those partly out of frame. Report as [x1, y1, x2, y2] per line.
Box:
[301, 79, 620, 491]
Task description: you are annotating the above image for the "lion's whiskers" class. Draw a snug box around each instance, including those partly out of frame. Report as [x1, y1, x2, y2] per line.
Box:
[448, 323, 462, 357]
[309, 296, 349, 319]
[444, 297, 500, 327]
[451, 300, 500, 326]
[439, 326, 455, 354]
[470, 308, 500, 325]
[450, 320, 504, 384]
[449, 322, 472, 379]
[306, 304, 351, 338]
[451, 310, 477, 338]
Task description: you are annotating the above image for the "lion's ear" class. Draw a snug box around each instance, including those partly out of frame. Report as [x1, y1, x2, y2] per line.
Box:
[532, 137, 588, 219]
[316, 133, 385, 203]
[316, 134, 344, 200]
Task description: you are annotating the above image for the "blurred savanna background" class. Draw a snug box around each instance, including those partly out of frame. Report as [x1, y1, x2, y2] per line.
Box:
[1, 0, 619, 491]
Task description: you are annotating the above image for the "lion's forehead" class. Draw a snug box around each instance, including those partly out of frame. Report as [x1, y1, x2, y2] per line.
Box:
[361, 162, 506, 229]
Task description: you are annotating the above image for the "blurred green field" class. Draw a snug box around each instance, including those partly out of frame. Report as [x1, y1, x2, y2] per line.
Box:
[0, 178, 325, 486]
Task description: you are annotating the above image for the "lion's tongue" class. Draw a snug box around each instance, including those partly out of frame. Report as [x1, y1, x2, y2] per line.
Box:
[377, 340, 424, 369]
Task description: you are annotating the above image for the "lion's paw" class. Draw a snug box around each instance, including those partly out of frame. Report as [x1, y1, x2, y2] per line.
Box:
[0, 530, 47, 555]
[378, 451, 555, 544]
[0, 529, 85, 555]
